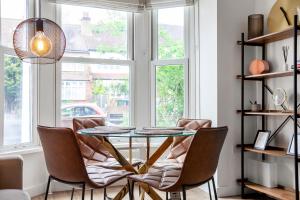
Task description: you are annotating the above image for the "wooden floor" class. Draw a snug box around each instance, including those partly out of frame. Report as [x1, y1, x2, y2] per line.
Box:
[32, 187, 248, 200]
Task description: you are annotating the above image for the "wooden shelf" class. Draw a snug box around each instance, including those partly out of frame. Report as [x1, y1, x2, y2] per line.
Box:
[237, 27, 300, 45]
[244, 181, 295, 200]
[243, 145, 287, 157]
[236, 71, 299, 80]
[237, 110, 299, 117]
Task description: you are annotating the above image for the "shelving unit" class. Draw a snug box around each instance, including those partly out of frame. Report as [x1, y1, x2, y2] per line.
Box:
[238, 16, 300, 200]
[244, 182, 295, 200]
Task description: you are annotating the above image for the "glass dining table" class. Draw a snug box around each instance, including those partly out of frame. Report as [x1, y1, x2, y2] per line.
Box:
[78, 127, 196, 200]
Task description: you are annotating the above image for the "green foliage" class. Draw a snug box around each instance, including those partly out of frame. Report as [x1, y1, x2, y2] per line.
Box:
[96, 44, 127, 55]
[4, 56, 22, 113]
[156, 65, 184, 127]
[92, 80, 128, 97]
[156, 25, 185, 126]
[158, 26, 184, 59]
[108, 80, 129, 96]
[92, 80, 106, 95]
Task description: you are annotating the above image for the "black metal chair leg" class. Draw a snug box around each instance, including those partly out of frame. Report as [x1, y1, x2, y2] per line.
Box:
[91, 189, 93, 200]
[208, 181, 212, 200]
[166, 192, 168, 200]
[127, 180, 132, 200]
[212, 177, 218, 200]
[71, 188, 75, 200]
[45, 176, 51, 200]
[182, 186, 186, 200]
[104, 187, 107, 200]
[82, 183, 85, 200]
[131, 181, 135, 200]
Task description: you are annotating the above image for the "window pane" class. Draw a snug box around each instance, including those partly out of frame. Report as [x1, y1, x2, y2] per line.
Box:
[60, 63, 130, 127]
[4, 55, 32, 145]
[158, 7, 184, 60]
[61, 5, 128, 60]
[155, 65, 184, 126]
[1, 0, 27, 47]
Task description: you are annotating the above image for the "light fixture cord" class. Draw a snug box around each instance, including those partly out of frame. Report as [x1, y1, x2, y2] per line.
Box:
[38, 0, 41, 18]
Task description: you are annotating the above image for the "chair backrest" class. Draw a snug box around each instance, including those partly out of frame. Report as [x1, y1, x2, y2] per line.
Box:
[176, 127, 228, 187]
[37, 126, 89, 183]
[73, 117, 112, 161]
[167, 119, 212, 162]
[73, 117, 106, 133]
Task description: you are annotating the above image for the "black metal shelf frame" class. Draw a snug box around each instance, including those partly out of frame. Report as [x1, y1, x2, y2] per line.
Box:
[240, 15, 300, 200]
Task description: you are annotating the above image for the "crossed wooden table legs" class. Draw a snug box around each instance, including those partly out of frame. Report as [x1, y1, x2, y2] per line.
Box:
[97, 136, 174, 200]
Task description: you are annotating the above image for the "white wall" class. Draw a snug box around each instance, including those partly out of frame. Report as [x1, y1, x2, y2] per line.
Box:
[217, 0, 257, 196]
[197, 0, 260, 196]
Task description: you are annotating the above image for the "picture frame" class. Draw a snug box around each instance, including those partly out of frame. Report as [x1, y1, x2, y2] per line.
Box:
[254, 130, 271, 150]
[287, 133, 300, 156]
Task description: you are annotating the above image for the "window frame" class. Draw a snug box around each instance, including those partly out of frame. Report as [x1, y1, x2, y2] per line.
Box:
[0, 0, 39, 151]
[55, 5, 135, 127]
[150, 7, 190, 127]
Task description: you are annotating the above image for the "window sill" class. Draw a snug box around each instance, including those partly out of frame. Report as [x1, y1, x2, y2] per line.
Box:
[0, 145, 43, 156]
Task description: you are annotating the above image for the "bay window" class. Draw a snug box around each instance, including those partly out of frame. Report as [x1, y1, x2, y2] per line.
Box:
[0, 0, 35, 149]
[58, 4, 133, 128]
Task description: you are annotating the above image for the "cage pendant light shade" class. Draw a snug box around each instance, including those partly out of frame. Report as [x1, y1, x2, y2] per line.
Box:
[13, 18, 66, 64]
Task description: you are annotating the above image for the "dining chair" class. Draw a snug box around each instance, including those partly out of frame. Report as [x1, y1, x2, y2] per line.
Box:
[153, 119, 212, 169]
[128, 126, 228, 200]
[37, 126, 133, 200]
[73, 117, 143, 198]
[73, 117, 142, 168]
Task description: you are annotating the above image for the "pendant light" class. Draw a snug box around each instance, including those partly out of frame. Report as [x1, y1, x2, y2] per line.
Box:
[13, 0, 66, 64]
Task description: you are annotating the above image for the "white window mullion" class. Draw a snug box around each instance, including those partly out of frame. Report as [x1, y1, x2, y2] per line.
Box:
[151, 10, 158, 61]
[0, 49, 4, 146]
[150, 63, 156, 127]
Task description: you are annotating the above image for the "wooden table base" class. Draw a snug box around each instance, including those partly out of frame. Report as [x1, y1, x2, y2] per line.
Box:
[96, 136, 174, 200]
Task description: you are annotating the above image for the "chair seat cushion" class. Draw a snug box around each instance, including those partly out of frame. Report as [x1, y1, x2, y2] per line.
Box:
[85, 158, 143, 169]
[87, 166, 133, 187]
[128, 167, 181, 192]
[151, 159, 183, 170]
[0, 190, 30, 200]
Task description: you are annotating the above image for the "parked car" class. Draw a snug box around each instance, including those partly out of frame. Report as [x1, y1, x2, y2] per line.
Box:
[61, 103, 106, 127]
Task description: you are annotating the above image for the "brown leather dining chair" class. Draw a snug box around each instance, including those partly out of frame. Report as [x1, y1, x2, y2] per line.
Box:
[128, 126, 228, 200]
[153, 119, 212, 169]
[38, 126, 133, 200]
[73, 117, 142, 169]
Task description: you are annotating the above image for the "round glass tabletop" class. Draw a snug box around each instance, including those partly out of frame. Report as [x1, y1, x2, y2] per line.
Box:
[78, 128, 196, 138]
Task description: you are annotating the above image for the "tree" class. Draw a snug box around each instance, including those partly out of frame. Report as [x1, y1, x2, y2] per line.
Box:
[4, 56, 22, 113]
[92, 80, 106, 96]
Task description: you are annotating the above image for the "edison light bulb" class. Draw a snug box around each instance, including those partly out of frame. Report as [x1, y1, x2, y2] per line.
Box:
[30, 31, 52, 57]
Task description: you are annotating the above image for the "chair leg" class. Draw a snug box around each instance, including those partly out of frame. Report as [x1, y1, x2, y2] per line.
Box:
[82, 183, 85, 200]
[212, 177, 218, 200]
[131, 181, 135, 200]
[182, 186, 186, 200]
[166, 192, 168, 200]
[207, 181, 212, 200]
[44, 176, 51, 200]
[71, 188, 75, 200]
[91, 189, 93, 200]
[104, 187, 107, 200]
[127, 180, 132, 200]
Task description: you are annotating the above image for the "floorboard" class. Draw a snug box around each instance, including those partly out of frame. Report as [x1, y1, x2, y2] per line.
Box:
[32, 186, 251, 200]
